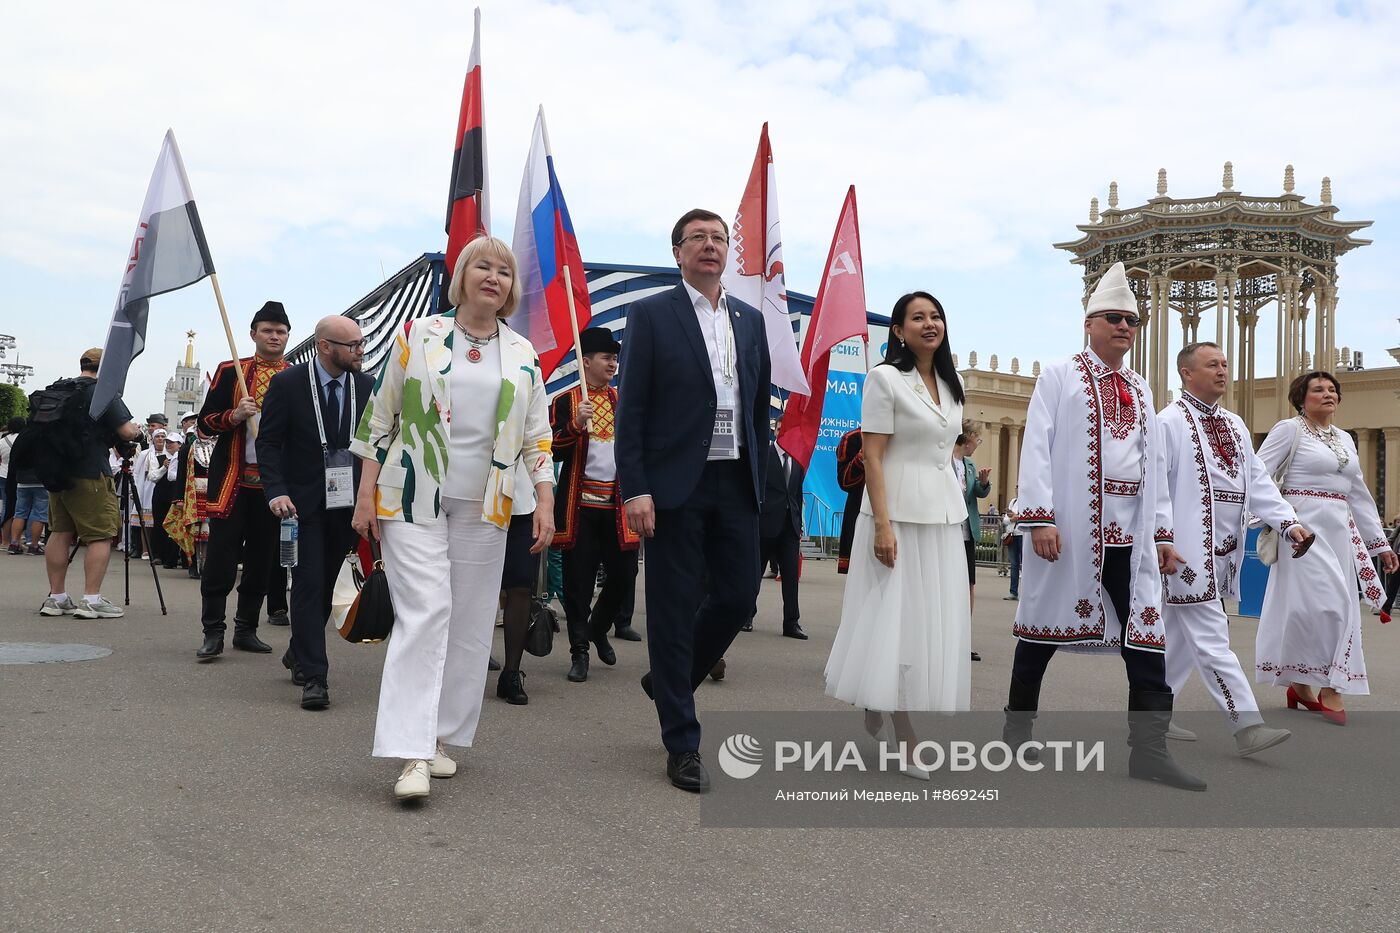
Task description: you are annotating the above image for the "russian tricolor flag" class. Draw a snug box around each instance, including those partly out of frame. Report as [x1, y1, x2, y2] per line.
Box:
[511, 105, 591, 382]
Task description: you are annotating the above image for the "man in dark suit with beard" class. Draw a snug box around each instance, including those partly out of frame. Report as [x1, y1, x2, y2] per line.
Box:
[617, 208, 772, 793]
[257, 316, 373, 710]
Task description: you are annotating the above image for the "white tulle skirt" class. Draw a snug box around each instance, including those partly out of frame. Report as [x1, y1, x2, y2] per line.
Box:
[824, 514, 971, 712]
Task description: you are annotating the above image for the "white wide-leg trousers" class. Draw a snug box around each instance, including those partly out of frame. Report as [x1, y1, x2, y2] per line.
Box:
[1165, 601, 1263, 733]
[373, 497, 507, 759]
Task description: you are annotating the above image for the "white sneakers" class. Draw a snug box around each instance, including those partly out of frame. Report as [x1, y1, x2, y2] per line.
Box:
[39, 596, 78, 616]
[73, 597, 124, 619]
[1235, 724, 1292, 758]
[394, 760, 430, 800]
[428, 741, 457, 778]
[394, 743, 458, 801]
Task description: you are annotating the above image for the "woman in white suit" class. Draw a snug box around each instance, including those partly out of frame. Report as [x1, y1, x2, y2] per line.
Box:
[350, 236, 555, 801]
[824, 291, 970, 779]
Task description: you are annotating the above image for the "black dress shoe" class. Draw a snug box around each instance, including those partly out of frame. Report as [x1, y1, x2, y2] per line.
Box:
[496, 670, 529, 705]
[970, 651, 982, 662]
[301, 678, 330, 711]
[594, 635, 617, 666]
[281, 648, 306, 686]
[488, 655, 502, 672]
[231, 629, 272, 653]
[266, 610, 290, 627]
[567, 653, 589, 683]
[666, 751, 711, 792]
[641, 672, 654, 699]
[196, 634, 223, 662]
[740, 621, 754, 632]
[613, 625, 642, 642]
[782, 621, 808, 640]
[710, 658, 727, 681]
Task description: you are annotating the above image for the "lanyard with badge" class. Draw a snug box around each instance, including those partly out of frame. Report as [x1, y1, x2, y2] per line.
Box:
[709, 297, 740, 460]
[309, 362, 356, 509]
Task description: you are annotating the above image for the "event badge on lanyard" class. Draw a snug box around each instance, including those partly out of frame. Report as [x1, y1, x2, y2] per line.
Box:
[708, 302, 740, 460]
[310, 363, 356, 509]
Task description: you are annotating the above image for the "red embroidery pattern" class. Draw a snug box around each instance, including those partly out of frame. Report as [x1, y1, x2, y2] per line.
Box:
[1103, 478, 1141, 497]
[1075, 599, 1093, 619]
[1098, 373, 1136, 440]
[1258, 661, 1367, 683]
[1212, 670, 1239, 723]
[1214, 534, 1238, 556]
[1348, 517, 1386, 606]
[1154, 527, 1173, 542]
[1166, 399, 1218, 605]
[1212, 490, 1245, 505]
[1139, 607, 1160, 626]
[1281, 487, 1346, 502]
[1103, 522, 1133, 546]
[1018, 507, 1055, 524]
[1365, 537, 1389, 552]
[1179, 566, 1197, 586]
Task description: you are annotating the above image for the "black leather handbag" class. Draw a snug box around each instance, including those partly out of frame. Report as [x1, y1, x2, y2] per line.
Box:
[338, 540, 395, 644]
[524, 551, 559, 658]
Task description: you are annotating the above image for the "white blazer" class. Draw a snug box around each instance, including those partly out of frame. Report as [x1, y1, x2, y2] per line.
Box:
[859, 365, 965, 525]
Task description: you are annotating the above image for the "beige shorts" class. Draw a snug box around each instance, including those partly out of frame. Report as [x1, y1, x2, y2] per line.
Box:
[49, 476, 121, 543]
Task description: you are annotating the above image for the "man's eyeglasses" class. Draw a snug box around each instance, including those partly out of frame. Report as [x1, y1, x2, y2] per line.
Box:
[1089, 312, 1141, 328]
[679, 232, 729, 247]
[323, 338, 367, 350]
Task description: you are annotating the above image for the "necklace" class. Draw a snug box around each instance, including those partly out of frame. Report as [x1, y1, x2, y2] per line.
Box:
[455, 320, 499, 364]
[1302, 416, 1349, 470]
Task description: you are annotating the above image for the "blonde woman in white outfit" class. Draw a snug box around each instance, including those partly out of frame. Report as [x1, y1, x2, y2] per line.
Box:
[350, 236, 555, 801]
[825, 292, 971, 779]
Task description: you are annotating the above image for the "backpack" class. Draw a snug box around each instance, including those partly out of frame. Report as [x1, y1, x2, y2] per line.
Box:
[15, 378, 96, 492]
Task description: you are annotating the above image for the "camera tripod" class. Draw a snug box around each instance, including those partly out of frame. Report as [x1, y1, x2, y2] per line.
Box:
[67, 458, 168, 614]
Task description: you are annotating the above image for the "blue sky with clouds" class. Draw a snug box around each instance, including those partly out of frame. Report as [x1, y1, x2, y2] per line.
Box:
[3, 0, 1397, 417]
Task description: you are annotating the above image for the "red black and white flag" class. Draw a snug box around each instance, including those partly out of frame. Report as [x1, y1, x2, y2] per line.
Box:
[444, 7, 490, 277]
[91, 129, 214, 417]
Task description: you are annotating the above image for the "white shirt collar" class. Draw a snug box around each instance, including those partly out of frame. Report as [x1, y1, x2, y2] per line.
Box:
[681, 278, 727, 314]
[1085, 347, 1127, 377]
[1181, 390, 1219, 415]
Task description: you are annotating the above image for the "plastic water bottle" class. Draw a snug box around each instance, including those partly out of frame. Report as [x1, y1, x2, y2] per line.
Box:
[279, 516, 299, 568]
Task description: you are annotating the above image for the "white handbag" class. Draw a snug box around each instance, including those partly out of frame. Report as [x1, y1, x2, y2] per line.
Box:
[1257, 420, 1302, 566]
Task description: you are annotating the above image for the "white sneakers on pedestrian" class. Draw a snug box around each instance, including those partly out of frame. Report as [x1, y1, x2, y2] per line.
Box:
[39, 596, 79, 616]
[1165, 721, 1198, 741]
[1235, 724, 1291, 758]
[394, 760, 431, 800]
[428, 741, 457, 779]
[72, 597, 124, 620]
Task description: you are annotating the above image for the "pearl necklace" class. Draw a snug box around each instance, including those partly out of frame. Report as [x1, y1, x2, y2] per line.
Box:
[1302, 417, 1349, 470]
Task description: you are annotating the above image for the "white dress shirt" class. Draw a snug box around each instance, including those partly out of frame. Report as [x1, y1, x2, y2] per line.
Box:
[681, 279, 744, 458]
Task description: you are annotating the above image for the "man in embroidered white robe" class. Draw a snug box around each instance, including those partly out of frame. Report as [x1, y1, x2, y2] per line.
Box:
[1004, 261, 1205, 791]
[1159, 342, 1306, 756]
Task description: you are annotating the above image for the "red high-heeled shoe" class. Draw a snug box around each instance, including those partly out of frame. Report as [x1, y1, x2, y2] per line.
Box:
[1315, 695, 1347, 726]
[1286, 685, 1323, 713]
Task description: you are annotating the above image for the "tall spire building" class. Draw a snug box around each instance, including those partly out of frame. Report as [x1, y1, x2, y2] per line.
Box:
[163, 331, 207, 422]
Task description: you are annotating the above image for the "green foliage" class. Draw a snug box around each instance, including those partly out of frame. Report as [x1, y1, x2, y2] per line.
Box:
[0, 383, 26, 427]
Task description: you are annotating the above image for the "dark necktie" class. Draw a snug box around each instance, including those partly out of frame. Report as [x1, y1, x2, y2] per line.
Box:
[325, 379, 342, 446]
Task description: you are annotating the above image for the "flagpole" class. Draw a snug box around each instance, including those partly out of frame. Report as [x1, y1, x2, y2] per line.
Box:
[561, 265, 590, 433]
[208, 272, 256, 438]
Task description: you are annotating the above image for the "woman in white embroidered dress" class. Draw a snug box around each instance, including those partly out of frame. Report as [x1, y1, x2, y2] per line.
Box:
[1255, 371, 1397, 724]
[824, 292, 970, 779]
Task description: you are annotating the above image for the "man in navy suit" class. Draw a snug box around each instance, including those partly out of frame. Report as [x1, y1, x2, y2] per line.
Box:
[257, 316, 373, 711]
[747, 412, 807, 639]
[617, 208, 772, 792]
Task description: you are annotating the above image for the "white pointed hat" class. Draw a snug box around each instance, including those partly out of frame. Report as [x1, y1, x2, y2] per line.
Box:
[1085, 262, 1136, 316]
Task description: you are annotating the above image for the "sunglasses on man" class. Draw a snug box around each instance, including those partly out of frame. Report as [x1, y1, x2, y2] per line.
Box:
[1088, 312, 1141, 328]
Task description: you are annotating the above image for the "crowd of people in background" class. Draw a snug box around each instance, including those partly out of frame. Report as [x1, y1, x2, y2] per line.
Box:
[5, 231, 1398, 804]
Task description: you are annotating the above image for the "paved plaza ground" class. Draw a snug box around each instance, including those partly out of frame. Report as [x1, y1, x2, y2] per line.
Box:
[2, 548, 1397, 932]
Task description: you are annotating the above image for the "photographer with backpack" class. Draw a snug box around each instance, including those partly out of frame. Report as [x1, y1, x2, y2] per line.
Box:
[13, 348, 141, 619]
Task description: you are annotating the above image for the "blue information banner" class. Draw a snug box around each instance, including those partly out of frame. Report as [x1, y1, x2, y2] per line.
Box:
[802, 369, 864, 538]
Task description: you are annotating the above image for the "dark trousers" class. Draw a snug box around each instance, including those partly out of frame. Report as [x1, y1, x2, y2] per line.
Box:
[289, 512, 357, 680]
[1383, 568, 1399, 615]
[1011, 545, 1169, 693]
[267, 562, 288, 616]
[755, 523, 800, 622]
[200, 487, 278, 634]
[150, 499, 176, 566]
[1008, 535, 1022, 597]
[646, 457, 760, 753]
[615, 578, 636, 630]
[561, 507, 639, 654]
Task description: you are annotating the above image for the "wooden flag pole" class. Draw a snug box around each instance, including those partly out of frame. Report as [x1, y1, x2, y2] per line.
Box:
[562, 265, 591, 433]
[208, 272, 257, 438]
